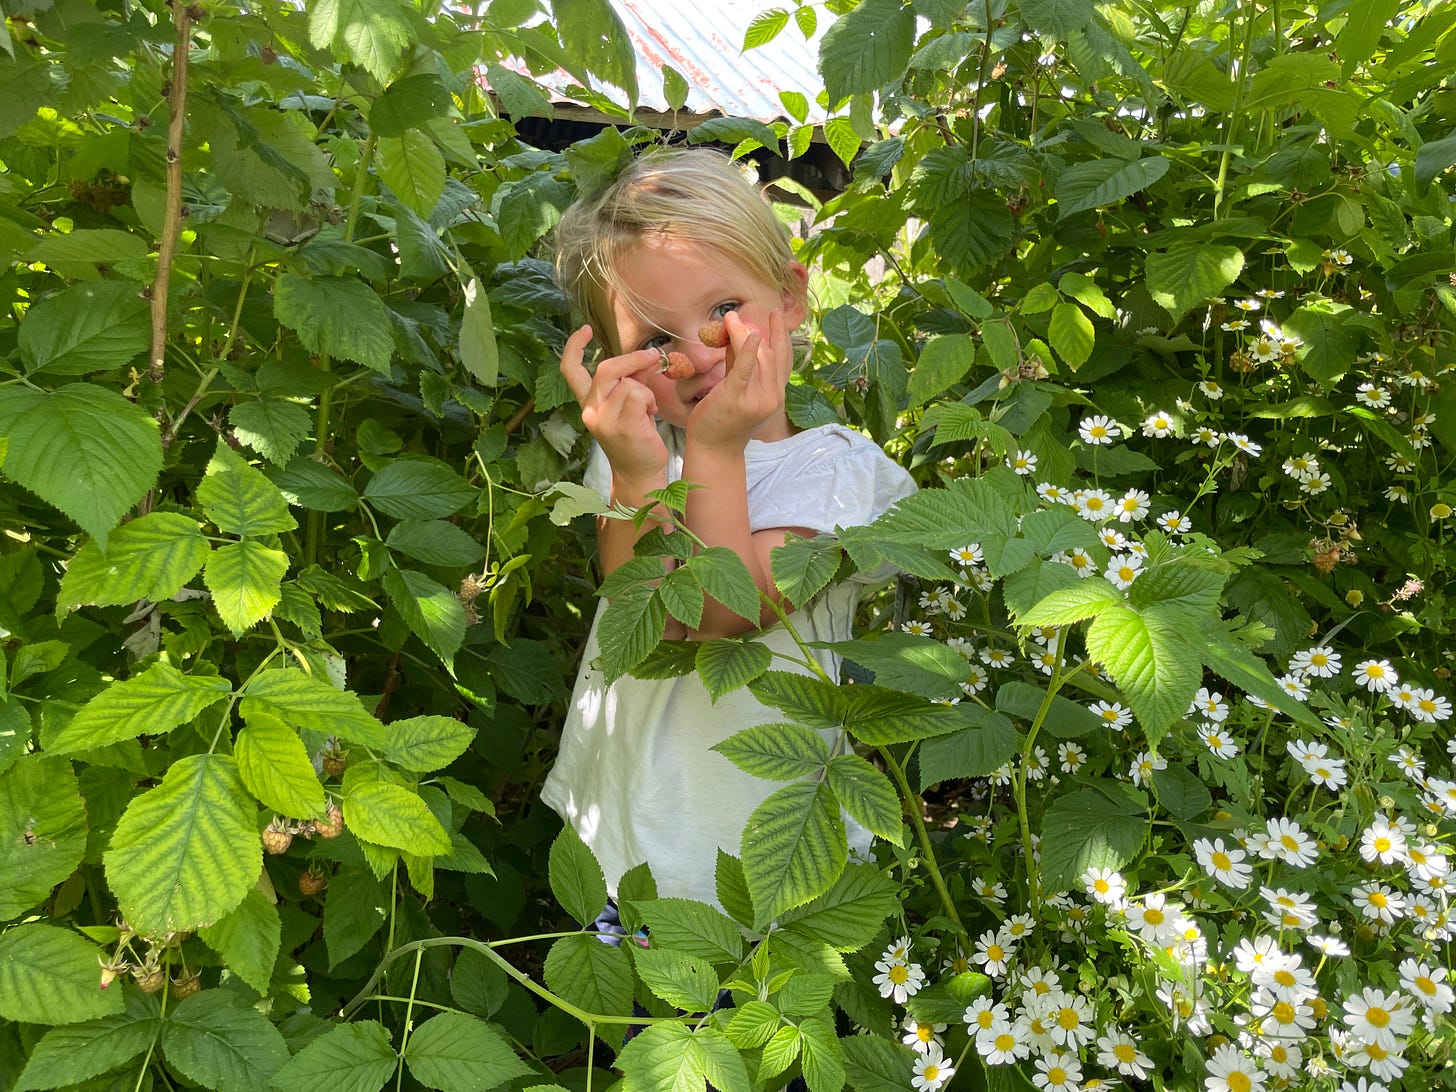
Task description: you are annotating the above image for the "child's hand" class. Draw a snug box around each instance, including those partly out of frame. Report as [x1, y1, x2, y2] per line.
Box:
[687, 309, 792, 450]
[559, 325, 669, 489]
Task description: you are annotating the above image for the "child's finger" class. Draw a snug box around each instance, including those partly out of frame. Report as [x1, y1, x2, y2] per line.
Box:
[558, 325, 597, 404]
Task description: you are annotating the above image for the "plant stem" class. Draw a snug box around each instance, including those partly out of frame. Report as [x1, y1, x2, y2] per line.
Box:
[147, 0, 193, 383]
[880, 749, 962, 930]
[393, 948, 423, 1092]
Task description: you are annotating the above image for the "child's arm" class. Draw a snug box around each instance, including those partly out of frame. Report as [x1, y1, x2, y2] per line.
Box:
[681, 309, 811, 638]
[558, 325, 675, 579]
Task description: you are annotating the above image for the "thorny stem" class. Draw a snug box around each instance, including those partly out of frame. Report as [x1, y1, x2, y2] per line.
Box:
[881, 748, 963, 931]
[148, 0, 193, 383]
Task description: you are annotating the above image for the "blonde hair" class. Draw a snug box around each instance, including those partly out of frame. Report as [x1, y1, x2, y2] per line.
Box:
[554, 148, 801, 353]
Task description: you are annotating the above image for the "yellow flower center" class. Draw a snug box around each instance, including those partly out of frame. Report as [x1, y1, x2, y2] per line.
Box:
[1417, 976, 1437, 996]
[1279, 834, 1300, 852]
[1057, 1008, 1080, 1030]
[1115, 1043, 1135, 1062]
[1375, 837, 1391, 852]
[1229, 1073, 1252, 1092]
[1366, 664, 1386, 678]
[1367, 1007, 1390, 1028]
[889, 964, 909, 984]
[1310, 653, 1328, 666]
[1144, 907, 1164, 925]
[975, 1010, 994, 1028]
[917, 1025, 934, 1042]
[923, 1064, 940, 1081]
[1272, 1001, 1295, 1024]
[1274, 969, 1295, 987]
[1048, 1067, 1068, 1086]
[986, 944, 1004, 962]
[1365, 1042, 1389, 1061]
[995, 1032, 1015, 1050]
[1369, 891, 1388, 909]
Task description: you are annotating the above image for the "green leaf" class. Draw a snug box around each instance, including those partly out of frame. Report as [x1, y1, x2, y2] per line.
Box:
[745, 6, 789, 47]
[1152, 764, 1213, 822]
[236, 712, 327, 818]
[230, 399, 312, 467]
[1020, 0, 1094, 36]
[370, 73, 450, 137]
[780, 863, 897, 951]
[1055, 156, 1168, 219]
[382, 567, 467, 669]
[599, 585, 666, 682]
[199, 888, 282, 998]
[748, 671, 846, 730]
[714, 723, 830, 781]
[240, 668, 385, 749]
[552, 0, 639, 108]
[323, 868, 390, 967]
[908, 334, 976, 409]
[825, 755, 903, 845]
[1201, 625, 1326, 732]
[363, 456, 475, 519]
[917, 708, 1019, 786]
[18, 281, 149, 376]
[1038, 783, 1148, 892]
[385, 519, 486, 568]
[0, 383, 161, 550]
[377, 130, 446, 218]
[617, 1024, 752, 1092]
[268, 458, 359, 512]
[345, 781, 452, 855]
[995, 681, 1102, 738]
[800, 1016, 845, 1092]
[1002, 556, 1082, 617]
[163, 990, 290, 1092]
[543, 933, 634, 1015]
[1086, 604, 1204, 741]
[549, 825, 609, 928]
[842, 685, 970, 746]
[743, 780, 846, 929]
[1145, 243, 1245, 322]
[1336, 0, 1401, 76]
[459, 277, 499, 386]
[198, 440, 297, 536]
[727, 1000, 782, 1049]
[268, 1020, 396, 1092]
[273, 273, 396, 375]
[841, 1036, 918, 1092]
[658, 566, 705, 629]
[0, 757, 87, 922]
[59, 512, 210, 610]
[631, 899, 745, 963]
[105, 754, 260, 934]
[47, 661, 231, 755]
[870, 474, 1020, 545]
[404, 1012, 532, 1092]
[823, 633, 965, 701]
[1126, 559, 1226, 616]
[375, 714, 475, 772]
[633, 947, 720, 1012]
[0, 924, 125, 1026]
[772, 535, 843, 608]
[695, 639, 773, 701]
[205, 540, 290, 635]
[1017, 577, 1123, 627]
[1415, 127, 1456, 189]
[687, 547, 763, 625]
[1048, 301, 1095, 370]
[308, 0, 411, 81]
[928, 190, 1017, 278]
[14, 987, 159, 1091]
[27, 229, 148, 278]
[819, 0, 916, 105]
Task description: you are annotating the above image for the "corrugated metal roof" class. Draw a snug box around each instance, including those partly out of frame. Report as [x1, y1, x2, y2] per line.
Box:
[515, 0, 834, 125]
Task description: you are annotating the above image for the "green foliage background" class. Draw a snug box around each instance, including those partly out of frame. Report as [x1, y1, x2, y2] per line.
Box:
[0, 0, 1453, 1087]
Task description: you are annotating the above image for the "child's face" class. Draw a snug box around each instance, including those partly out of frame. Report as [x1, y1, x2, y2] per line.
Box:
[606, 238, 807, 430]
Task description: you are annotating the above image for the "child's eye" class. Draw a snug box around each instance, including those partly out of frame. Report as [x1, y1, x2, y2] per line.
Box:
[638, 333, 671, 352]
[711, 302, 740, 320]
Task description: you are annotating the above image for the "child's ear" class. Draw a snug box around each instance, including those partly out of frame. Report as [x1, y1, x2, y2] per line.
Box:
[781, 261, 810, 330]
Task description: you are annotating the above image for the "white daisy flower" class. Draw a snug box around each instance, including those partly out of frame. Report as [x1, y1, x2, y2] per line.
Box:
[1009, 449, 1038, 475]
[1115, 488, 1150, 523]
[976, 1019, 1029, 1065]
[1031, 1049, 1082, 1091]
[1193, 426, 1223, 447]
[1096, 1027, 1152, 1080]
[911, 1045, 955, 1091]
[1205, 1043, 1265, 1092]
[1352, 882, 1405, 924]
[1057, 741, 1087, 773]
[1155, 509, 1192, 534]
[1198, 724, 1240, 759]
[1190, 686, 1230, 722]
[981, 647, 1016, 669]
[1260, 886, 1319, 929]
[1078, 414, 1119, 445]
[1261, 817, 1317, 868]
[1129, 750, 1166, 786]
[964, 997, 1011, 1032]
[872, 956, 926, 1003]
[1399, 958, 1454, 1013]
[949, 543, 983, 567]
[1353, 658, 1399, 692]
[1227, 432, 1262, 456]
[1342, 987, 1416, 1050]
[1409, 688, 1451, 722]
[1077, 488, 1113, 522]
[1081, 866, 1127, 907]
[1197, 379, 1225, 400]
[1299, 472, 1332, 494]
[1142, 411, 1175, 437]
[1107, 552, 1143, 590]
[1355, 382, 1391, 408]
[1096, 526, 1127, 550]
[1359, 818, 1409, 865]
[1088, 700, 1132, 730]
[902, 1015, 948, 1054]
[971, 929, 1014, 977]
[1194, 837, 1253, 889]
[1289, 645, 1340, 677]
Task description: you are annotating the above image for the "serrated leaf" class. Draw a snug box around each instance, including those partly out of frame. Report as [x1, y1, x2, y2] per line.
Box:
[384, 519, 485, 568]
[1038, 783, 1147, 892]
[745, 6, 789, 48]
[0, 383, 161, 550]
[995, 681, 1101, 738]
[375, 714, 475, 772]
[841, 1036, 918, 1092]
[104, 754, 260, 934]
[236, 712, 327, 818]
[908, 334, 976, 409]
[842, 685, 970, 746]
[240, 668, 385, 748]
[780, 864, 898, 951]
[771, 535, 841, 608]
[274, 273, 395, 375]
[918, 710, 1019, 786]
[404, 1012, 532, 1092]
[267, 458, 358, 512]
[543, 933, 633, 1015]
[14, 987, 159, 1090]
[378, 130, 446, 218]
[819, 0, 916, 105]
[18, 280, 149, 376]
[696, 639, 773, 701]
[631, 899, 745, 963]
[1146, 243, 1245, 322]
[229, 399, 312, 467]
[549, 825, 608, 928]
[1048, 301, 1094, 369]
[633, 947, 720, 1012]
[658, 566, 705, 629]
[0, 758, 87, 922]
[163, 990, 290, 1092]
[199, 889, 282, 999]
[198, 440, 297, 536]
[714, 722, 830, 781]
[799, 1016, 844, 1092]
[323, 868, 389, 967]
[205, 539, 289, 635]
[459, 277, 499, 386]
[743, 780, 846, 929]
[1086, 603, 1204, 741]
[268, 1020, 396, 1092]
[0, 924, 124, 1026]
[59, 512, 210, 611]
[382, 567, 466, 670]
[825, 754, 903, 845]
[1020, 0, 1093, 36]
[1002, 556, 1081, 617]
[819, 633, 964, 703]
[308, 0, 410, 82]
[47, 661, 231, 755]
[344, 781, 452, 855]
[687, 547, 763, 626]
[1017, 577, 1123, 627]
[552, 0, 639, 108]
[727, 1000, 782, 1049]
[1055, 155, 1169, 219]
[598, 585, 666, 682]
[363, 456, 474, 519]
[617, 1024, 752, 1092]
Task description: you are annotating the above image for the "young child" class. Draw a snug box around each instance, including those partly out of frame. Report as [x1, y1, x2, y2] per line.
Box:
[543, 148, 916, 910]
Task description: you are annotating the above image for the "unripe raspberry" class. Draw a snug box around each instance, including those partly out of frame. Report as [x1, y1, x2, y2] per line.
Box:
[135, 967, 166, 994]
[660, 351, 694, 380]
[312, 801, 344, 839]
[321, 745, 348, 779]
[262, 822, 293, 855]
[697, 320, 728, 348]
[298, 867, 329, 898]
[171, 972, 202, 999]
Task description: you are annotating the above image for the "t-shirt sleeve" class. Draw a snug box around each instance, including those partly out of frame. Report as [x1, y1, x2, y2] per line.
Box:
[581, 423, 688, 504]
[749, 427, 916, 535]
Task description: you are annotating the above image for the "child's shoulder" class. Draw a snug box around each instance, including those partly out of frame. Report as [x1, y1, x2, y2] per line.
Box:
[747, 424, 915, 532]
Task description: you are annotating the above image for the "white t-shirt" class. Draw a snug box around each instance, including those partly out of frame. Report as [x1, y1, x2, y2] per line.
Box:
[541, 423, 917, 908]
